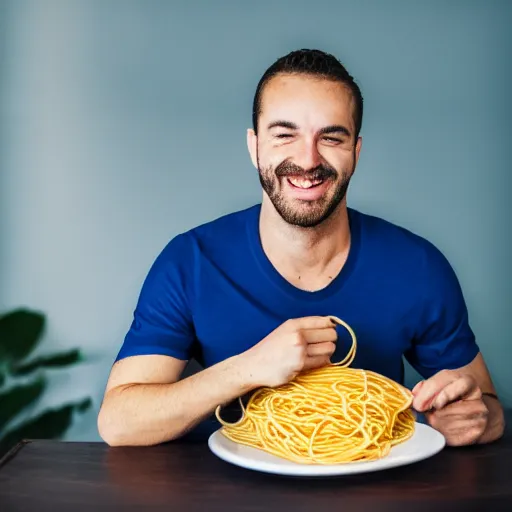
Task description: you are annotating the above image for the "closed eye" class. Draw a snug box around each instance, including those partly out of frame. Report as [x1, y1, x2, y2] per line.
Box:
[276, 134, 294, 138]
[323, 137, 343, 144]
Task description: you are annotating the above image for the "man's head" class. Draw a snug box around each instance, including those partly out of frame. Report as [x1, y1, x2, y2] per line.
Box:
[247, 49, 363, 228]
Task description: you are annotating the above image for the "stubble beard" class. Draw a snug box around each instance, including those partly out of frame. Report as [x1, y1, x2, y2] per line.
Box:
[257, 152, 354, 228]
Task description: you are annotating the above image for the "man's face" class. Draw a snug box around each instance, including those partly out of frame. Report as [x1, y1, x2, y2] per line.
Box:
[248, 74, 362, 228]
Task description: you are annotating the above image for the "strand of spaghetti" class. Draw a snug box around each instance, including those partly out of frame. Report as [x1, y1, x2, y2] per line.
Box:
[214, 316, 415, 464]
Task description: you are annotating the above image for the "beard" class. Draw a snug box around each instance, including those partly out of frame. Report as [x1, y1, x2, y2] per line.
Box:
[257, 154, 353, 228]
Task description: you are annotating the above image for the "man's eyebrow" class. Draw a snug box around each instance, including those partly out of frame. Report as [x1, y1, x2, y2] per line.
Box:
[318, 125, 351, 137]
[267, 120, 298, 130]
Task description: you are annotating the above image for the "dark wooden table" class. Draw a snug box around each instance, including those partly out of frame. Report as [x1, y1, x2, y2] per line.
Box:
[1, 412, 511, 512]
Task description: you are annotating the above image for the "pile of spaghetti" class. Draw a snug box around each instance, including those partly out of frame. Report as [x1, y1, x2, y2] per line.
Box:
[215, 316, 415, 465]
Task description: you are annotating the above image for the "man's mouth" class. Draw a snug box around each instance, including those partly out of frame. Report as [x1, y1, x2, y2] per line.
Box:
[286, 177, 325, 189]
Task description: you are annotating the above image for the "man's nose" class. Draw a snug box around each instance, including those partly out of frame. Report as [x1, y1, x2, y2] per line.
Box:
[294, 139, 322, 171]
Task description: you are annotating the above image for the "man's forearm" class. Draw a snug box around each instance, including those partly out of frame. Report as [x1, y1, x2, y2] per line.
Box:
[98, 353, 257, 446]
[478, 395, 505, 444]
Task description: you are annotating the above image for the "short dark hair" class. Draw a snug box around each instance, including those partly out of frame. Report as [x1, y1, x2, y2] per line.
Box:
[252, 49, 363, 139]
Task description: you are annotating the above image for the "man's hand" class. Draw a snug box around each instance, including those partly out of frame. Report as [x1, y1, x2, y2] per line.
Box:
[412, 369, 489, 446]
[242, 316, 337, 388]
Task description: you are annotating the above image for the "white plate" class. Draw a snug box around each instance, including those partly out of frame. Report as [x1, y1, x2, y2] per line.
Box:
[208, 422, 446, 476]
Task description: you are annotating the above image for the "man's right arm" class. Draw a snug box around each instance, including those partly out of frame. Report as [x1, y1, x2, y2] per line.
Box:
[97, 316, 337, 446]
[97, 351, 258, 446]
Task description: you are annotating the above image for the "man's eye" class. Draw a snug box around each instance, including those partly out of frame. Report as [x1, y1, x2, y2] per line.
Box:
[276, 134, 293, 139]
[324, 137, 342, 143]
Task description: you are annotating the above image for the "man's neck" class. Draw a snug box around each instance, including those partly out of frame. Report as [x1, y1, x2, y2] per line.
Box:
[258, 199, 351, 291]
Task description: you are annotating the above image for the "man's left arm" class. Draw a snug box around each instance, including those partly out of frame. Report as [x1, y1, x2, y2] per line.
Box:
[412, 352, 505, 445]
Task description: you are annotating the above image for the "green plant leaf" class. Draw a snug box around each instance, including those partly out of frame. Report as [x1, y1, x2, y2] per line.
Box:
[0, 397, 92, 457]
[10, 349, 83, 376]
[0, 308, 45, 363]
[0, 378, 46, 430]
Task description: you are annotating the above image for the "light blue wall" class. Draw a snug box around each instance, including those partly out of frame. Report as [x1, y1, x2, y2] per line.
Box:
[1, 0, 510, 440]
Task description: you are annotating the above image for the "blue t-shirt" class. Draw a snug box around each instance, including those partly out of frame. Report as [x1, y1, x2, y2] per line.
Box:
[116, 204, 479, 388]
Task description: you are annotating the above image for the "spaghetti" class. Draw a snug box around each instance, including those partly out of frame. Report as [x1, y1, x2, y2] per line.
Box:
[215, 316, 415, 464]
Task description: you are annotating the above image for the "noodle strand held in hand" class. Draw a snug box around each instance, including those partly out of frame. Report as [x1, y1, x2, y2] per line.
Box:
[215, 316, 415, 464]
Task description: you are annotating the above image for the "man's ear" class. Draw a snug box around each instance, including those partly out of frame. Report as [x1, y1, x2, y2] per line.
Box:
[247, 128, 258, 169]
[351, 136, 363, 175]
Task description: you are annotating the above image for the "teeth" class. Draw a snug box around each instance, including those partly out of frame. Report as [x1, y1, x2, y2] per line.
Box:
[289, 178, 323, 189]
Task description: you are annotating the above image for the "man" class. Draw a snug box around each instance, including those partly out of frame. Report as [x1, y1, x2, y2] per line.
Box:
[98, 49, 505, 448]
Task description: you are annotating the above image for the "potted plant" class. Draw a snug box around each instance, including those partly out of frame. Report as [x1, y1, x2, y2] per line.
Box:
[0, 308, 91, 456]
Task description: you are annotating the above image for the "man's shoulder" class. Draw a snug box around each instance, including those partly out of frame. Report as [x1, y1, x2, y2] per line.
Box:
[353, 207, 437, 251]
[157, 204, 259, 263]
[186, 204, 259, 241]
[351, 207, 451, 272]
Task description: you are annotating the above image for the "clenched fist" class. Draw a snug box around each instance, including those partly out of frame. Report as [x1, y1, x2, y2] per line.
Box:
[244, 316, 338, 388]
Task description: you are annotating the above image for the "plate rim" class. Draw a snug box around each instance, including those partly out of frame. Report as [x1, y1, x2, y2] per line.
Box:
[207, 421, 446, 476]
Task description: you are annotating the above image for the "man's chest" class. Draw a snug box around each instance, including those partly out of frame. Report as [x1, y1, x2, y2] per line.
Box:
[192, 282, 416, 379]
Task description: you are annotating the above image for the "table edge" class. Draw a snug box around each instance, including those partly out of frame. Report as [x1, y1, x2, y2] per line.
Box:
[0, 440, 32, 470]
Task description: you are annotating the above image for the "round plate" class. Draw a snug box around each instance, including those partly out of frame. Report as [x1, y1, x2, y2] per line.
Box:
[208, 422, 445, 476]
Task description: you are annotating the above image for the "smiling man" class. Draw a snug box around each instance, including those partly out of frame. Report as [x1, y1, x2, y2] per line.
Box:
[98, 49, 505, 448]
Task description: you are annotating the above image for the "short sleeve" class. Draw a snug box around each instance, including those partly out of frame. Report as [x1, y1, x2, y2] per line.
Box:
[404, 243, 480, 379]
[115, 233, 196, 362]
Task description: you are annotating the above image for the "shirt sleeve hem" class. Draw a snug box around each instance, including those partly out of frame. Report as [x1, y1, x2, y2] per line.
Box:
[114, 344, 190, 363]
